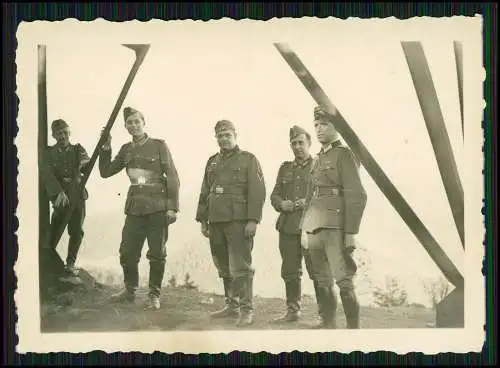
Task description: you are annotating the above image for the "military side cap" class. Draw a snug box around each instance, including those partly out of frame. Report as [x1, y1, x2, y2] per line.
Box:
[123, 106, 143, 122]
[51, 119, 69, 131]
[314, 105, 329, 121]
[289, 125, 309, 141]
[215, 119, 236, 133]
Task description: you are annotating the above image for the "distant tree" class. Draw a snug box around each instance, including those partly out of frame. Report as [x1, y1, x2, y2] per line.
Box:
[372, 276, 408, 308]
[182, 272, 198, 291]
[422, 275, 452, 309]
[168, 275, 177, 288]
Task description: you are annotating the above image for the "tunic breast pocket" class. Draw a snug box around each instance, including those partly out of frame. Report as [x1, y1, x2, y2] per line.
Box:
[319, 162, 339, 184]
[123, 153, 133, 165]
[231, 167, 247, 183]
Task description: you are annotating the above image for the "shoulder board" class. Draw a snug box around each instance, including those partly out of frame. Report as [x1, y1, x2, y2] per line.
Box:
[151, 138, 166, 145]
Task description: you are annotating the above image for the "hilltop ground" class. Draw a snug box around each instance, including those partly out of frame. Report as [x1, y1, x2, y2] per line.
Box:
[41, 281, 436, 333]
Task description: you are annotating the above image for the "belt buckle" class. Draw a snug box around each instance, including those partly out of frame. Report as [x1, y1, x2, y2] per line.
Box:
[215, 186, 224, 194]
[137, 176, 146, 185]
[332, 188, 338, 196]
[62, 178, 72, 183]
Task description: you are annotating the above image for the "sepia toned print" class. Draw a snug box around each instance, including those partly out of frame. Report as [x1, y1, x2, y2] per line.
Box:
[15, 16, 484, 354]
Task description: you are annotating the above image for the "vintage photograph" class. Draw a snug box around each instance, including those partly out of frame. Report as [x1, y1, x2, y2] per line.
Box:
[15, 16, 484, 353]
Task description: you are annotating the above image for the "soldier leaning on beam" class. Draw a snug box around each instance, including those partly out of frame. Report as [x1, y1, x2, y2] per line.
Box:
[300, 105, 368, 329]
[99, 107, 180, 311]
[270, 125, 319, 323]
[196, 120, 266, 327]
[40, 119, 91, 277]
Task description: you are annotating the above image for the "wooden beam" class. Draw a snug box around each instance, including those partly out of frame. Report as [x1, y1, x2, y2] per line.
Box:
[401, 41, 464, 248]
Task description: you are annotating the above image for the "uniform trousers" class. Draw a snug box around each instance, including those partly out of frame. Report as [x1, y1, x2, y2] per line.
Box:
[48, 199, 86, 266]
[209, 221, 254, 312]
[119, 211, 169, 297]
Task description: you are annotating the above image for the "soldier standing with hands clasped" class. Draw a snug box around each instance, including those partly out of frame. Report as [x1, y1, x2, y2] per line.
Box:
[196, 120, 266, 327]
[99, 107, 180, 311]
[300, 106, 367, 329]
[40, 119, 91, 277]
[270, 125, 318, 323]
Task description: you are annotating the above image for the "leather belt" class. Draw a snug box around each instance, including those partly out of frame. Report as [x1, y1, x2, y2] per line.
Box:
[312, 186, 343, 198]
[210, 185, 246, 195]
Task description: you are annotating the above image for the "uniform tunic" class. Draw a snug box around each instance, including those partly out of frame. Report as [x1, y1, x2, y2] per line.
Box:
[301, 140, 367, 289]
[40, 143, 90, 265]
[196, 145, 266, 281]
[99, 134, 180, 296]
[270, 157, 315, 283]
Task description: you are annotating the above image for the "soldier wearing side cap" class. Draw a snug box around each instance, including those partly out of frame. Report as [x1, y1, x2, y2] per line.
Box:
[99, 107, 180, 311]
[300, 105, 367, 329]
[196, 119, 266, 327]
[269, 125, 319, 323]
[40, 119, 91, 277]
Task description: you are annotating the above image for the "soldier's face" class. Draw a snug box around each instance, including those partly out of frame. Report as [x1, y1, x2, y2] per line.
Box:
[290, 134, 311, 160]
[216, 129, 237, 151]
[314, 120, 337, 143]
[125, 113, 145, 138]
[52, 127, 70, 146]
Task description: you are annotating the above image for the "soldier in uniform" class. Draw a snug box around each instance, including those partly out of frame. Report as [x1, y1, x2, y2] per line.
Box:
[40, 119, 91, 276]
[196, 120, 266, 327]
[300, 106, 367, 329]
[99, 107, 180, 310]
[270, 125, 318, 323]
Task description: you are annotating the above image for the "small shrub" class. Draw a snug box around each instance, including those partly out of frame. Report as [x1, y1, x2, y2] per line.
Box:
[168, 275, 177, 288]
[182, 272, 198, 291]
[373, 276, 408, 308]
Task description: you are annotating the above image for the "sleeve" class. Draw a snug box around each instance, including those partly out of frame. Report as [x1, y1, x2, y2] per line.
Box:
[338, 147, 367, 234]
[99, 145, 125, 178]
[76, 143, 91, 175]
[195, 159, 211, 223]
[246, 154, 266, 223]
[39, 148, 63, 200]
[270, 163, 285, 212]
[159, 140, 180, 212]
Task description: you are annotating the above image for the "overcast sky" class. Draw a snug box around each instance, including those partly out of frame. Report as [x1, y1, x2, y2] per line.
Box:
[16, 18, 484, 303]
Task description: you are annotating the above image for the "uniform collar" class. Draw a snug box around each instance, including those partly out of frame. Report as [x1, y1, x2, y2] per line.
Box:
[55, 143, 72, 152]
[132, 133, 149, 147]
[319, 139, 342, 154]
[293, 155, 312, 168]
[220, 144, 240, 158]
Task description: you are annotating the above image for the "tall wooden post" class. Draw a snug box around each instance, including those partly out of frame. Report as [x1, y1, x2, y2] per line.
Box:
[38, 45, 50, 278]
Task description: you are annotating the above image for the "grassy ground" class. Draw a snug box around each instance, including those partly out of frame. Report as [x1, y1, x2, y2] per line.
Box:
[40, 284, 436, 333]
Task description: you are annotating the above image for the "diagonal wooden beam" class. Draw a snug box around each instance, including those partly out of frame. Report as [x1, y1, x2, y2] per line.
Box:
[274, 43, 464, 287]
[453, 41, 465, 139]
[401, 41, 464, 248]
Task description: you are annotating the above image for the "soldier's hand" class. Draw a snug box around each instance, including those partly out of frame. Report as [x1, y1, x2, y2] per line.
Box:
[301, 231, 309, 249]
[101, 128, 111, 150]
[54, 191, 69, 208]
[294, 198, 307, 210]
[245, 221, 257, 238]
[280, 200, 295, 212]
[201, 222, 210, 238]
[166, 210, 177, 224]
[344, 234, 356, 253]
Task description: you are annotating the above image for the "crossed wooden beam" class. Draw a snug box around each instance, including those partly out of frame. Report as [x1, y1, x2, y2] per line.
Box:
[274, 41, 465, 288]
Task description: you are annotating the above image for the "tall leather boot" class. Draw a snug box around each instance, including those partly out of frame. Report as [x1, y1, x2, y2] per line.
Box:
[273, 280, 301, 323]
[66, 234, 83, 275]
[312, 285, 337, 329]
[340, 289, 360, 329]
[211, 277, 239, 318]
[110, 264, 138, 303]
[312, 280, 323, 316]
[237, 276, 254, 327]
[146, 260, 166, 310]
